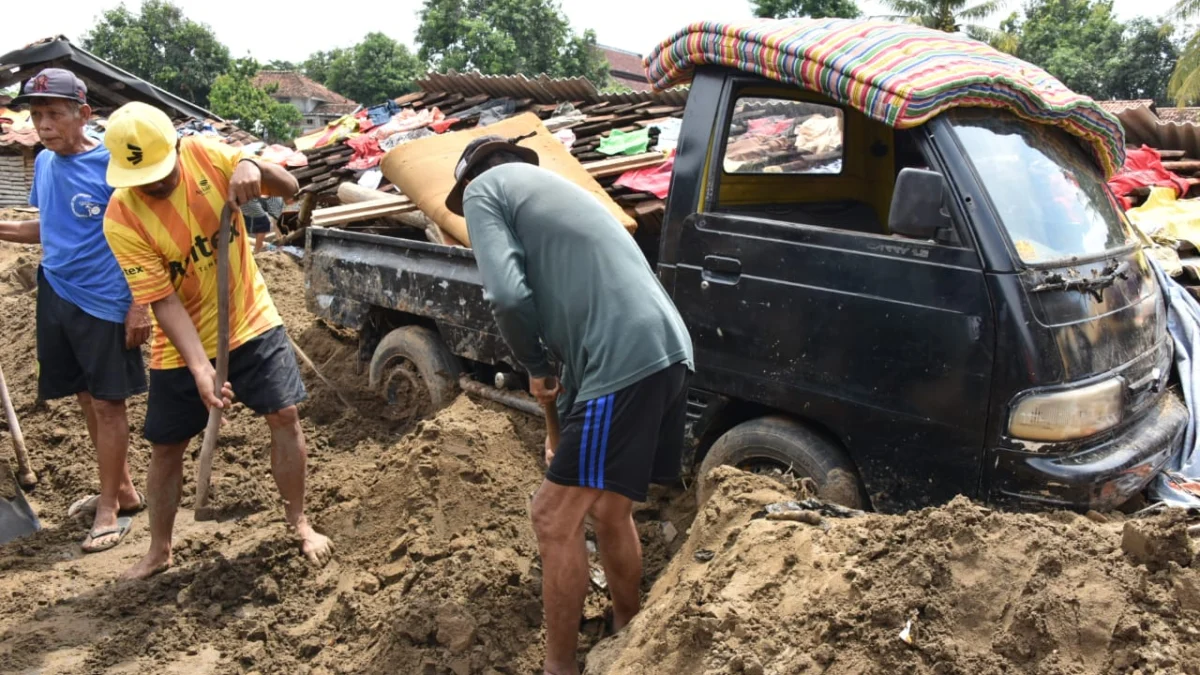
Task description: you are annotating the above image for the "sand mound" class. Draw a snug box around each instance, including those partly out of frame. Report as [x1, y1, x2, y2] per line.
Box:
[587, 467, 1200, 675]
[0, 245, 689, 674]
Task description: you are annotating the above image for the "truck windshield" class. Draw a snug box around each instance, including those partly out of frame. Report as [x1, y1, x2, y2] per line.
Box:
[948, 110, 1133, 265]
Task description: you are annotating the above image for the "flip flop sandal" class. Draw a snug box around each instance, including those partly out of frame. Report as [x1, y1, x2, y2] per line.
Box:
[67, 491, 147, 519]
[81, 516, 133, 553]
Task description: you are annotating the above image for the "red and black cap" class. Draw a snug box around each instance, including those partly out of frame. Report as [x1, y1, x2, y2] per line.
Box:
[13, 68, 88, 106]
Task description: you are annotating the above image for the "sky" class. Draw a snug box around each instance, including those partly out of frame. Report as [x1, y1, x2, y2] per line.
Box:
[4, 0, 1182, 65]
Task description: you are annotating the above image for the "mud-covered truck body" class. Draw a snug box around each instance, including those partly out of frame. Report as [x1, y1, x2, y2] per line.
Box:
[306, 24, 1185, 513]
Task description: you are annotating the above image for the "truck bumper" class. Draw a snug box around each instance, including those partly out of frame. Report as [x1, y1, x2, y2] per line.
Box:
[988, 392, 1187, 511]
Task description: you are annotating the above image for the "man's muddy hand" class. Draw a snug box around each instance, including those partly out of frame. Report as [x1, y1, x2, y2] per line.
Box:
[191, 362, 233, 411]
[124, 303, 152, 348]
[530, 376, 561, 405]
[228, 159, 263, 207]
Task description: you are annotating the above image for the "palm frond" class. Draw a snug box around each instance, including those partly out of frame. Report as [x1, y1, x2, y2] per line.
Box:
[879, 0, 934, 16]
[1169, 33, 1200, 105]
[959, 0, 1005, 21]
[966, 25, 1018, 54]
[1172, 0, 1200, 19]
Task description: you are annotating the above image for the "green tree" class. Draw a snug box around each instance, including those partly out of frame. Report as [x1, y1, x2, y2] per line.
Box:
[324, 33, 423, 104]
[416, 0, 611, 85]
[266, 59, 299, 71]
[1108, 19, 1178, 103]
[1016, 0, 1136, 98]
[81, 0, 231, 105]
[881, 0, 1005, 32]
[752, 0, 861, 19]
[301, 48, 348, 84]
[208, 58, 301, 142]
[966, 12, 1020, 53]
[1169, 0, 1200, 104]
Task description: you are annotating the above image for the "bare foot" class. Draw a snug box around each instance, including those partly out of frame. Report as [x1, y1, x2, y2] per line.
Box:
[295, 520, 333, 566]
[121, 549, 172, 581]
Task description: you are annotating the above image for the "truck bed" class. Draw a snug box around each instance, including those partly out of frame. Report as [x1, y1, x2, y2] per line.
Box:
[304, 227, 519, 370]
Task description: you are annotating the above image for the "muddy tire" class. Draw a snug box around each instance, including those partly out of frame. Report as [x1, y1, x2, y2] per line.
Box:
[696, 415, 866, 509]
[368, 326, 461, 415]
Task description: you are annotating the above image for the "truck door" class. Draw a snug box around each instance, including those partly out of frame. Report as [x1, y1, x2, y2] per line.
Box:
[671, 83, 996, 511]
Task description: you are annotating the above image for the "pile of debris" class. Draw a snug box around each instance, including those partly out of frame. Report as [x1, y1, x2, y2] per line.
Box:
[280, 72, 686, 248]
[1102, 100, 1200, 284]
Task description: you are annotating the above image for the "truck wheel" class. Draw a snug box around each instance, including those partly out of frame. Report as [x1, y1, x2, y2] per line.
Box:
[368, 326, 461, 416]
[696, 415, 866, 509]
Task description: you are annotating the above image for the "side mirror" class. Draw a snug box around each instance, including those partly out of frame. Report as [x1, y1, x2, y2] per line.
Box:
[889, 168, 956, 243]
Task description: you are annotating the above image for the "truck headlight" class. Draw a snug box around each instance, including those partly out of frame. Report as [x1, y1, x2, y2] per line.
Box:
[1008, 378, 1123, 442]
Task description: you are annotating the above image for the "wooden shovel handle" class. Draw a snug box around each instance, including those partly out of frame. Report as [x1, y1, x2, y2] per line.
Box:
[0, 361, 35, 487]
[195, 204, 234, 512]
[543, 401, 561, 450]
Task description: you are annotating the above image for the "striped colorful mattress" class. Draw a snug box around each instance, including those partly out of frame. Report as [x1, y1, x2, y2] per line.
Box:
[644, 19, 1125, 176]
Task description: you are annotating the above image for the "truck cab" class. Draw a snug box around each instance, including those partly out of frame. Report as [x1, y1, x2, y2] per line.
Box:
[659, 68, 1184, 512]
[305, 63, 1186, 513]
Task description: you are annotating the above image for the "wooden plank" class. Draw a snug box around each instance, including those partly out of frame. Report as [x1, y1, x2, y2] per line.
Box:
[299, 177, 339, 194]
[394, 91, 426, 106]
[312, 202, 419, 226]
[1161, 160, 1200, 172]
[583, 153, 666, 178]
[314, 196, 413, 219]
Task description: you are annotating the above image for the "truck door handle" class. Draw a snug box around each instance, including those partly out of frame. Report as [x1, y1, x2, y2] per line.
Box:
[702, 255, 742, 285]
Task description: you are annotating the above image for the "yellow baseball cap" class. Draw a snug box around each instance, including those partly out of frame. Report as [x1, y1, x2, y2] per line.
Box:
[104, 102, 179, 188]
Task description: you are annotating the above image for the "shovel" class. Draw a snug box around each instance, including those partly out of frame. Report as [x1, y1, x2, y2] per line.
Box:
[194, 204, 233, 520]
[0, 457, 39, 545]
[0, 361, 35, 488]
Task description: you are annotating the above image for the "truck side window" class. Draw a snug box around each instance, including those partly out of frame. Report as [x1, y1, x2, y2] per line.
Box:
[723, 98, 844, 175]
[714, 94, 886, 236]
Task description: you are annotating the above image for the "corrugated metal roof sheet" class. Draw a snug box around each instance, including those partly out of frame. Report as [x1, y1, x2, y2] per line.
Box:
[415, 71, 689, 106]
[1159, 107, 1200, 124]
[1107, 106, 1200, 160]
[1098, 99, 1155, 115]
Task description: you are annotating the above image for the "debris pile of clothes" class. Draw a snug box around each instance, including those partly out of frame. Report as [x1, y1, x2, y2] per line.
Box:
[282, 74, 688, 246]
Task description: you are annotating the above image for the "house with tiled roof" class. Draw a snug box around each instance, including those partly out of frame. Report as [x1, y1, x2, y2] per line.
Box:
[598, 45, 652, 92]
[253, 71, 359, 132]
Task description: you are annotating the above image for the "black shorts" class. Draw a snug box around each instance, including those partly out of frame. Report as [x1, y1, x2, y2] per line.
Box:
[547, 362, 690, 502]
[144, 325, 307, 445]
[36, 267, 147, 401]
[245, 215, 272, 235]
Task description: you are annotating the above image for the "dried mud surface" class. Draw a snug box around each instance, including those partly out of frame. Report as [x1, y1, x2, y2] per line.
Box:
[586, 468, 1200, 675]
[0, 245, 690, 675]
[1, 239, 1198, 675]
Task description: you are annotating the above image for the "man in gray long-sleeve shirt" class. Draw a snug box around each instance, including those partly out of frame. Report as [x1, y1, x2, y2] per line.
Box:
[446, 134, 693, 675]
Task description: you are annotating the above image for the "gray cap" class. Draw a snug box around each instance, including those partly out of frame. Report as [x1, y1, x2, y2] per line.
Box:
[13, 68, 88, 106]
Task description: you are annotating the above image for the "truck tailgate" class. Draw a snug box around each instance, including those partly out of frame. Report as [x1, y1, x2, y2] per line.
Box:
[305, 227, 513, 366]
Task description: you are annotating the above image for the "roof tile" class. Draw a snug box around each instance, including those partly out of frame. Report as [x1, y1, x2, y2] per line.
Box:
[253, 71, 357, 106]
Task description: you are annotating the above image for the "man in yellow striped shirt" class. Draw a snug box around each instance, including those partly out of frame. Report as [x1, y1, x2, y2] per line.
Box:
[101, 102, 332, 580]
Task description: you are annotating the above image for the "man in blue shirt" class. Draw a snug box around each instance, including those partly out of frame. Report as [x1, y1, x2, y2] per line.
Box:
[0, 69, 151, 554]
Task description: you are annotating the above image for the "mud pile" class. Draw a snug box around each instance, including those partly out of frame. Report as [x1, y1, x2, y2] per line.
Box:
[0, 244, 688, 674]
[587, 467, 1200, 675]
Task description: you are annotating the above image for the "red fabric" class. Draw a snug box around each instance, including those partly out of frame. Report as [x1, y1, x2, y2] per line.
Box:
[430, 117, 459, 134]
[748, 116, 793, 137]
[355, 109, 377, 132]
[346, 135, 384, 170]
[615, 152, 674, 199]
[1108, 145, 1190, 209]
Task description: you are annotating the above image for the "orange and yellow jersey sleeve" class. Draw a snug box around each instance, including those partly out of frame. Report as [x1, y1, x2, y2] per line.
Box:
[103, 137, 282, 370]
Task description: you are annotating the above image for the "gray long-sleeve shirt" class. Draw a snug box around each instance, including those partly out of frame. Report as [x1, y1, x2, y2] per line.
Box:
[463, 163, 693, 415]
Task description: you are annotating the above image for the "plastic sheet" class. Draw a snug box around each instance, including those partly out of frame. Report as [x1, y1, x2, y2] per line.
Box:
[615, 152, 675, 199]
[1126, 187, 1200, 251]
[1108, 145, 1190, 210]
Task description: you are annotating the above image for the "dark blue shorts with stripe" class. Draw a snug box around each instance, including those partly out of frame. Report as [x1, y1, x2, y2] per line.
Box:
[546, 362, 689, 502]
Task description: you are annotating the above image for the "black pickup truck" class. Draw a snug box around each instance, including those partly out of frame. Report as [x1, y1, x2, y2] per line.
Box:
[305, 65, 1185, 513]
